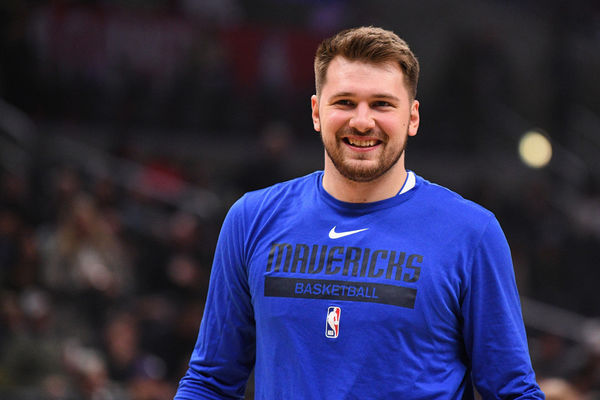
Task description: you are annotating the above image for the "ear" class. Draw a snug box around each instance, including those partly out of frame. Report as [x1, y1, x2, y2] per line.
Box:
[311, 95, 321, 132]
[408, 100, 420, 137]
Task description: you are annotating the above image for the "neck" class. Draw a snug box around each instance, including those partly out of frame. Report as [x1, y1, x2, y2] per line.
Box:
[322, 155, 408, 203]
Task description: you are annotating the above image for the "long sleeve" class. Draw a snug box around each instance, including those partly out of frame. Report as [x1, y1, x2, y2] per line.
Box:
[461, 217, 544, 399]
[175, 198, 255, 400]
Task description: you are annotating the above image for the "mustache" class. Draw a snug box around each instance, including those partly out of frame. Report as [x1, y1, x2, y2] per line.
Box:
[336, 126, 385, 140]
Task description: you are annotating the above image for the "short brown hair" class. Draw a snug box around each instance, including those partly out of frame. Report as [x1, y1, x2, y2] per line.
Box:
[314, 26, 420, 100]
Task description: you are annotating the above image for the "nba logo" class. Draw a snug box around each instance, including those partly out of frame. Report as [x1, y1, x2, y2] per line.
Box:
[326, 306, 341, 338]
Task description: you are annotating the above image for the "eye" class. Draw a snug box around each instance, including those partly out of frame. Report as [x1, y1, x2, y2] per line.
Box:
[372, 101, 393, 108]
[333, 99, 354, 107]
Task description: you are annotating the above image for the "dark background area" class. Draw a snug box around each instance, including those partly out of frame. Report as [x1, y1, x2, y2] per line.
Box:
[1, 0, 599, 399]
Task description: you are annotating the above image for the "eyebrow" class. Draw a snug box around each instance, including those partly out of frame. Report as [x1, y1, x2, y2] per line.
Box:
[329, 92, 401, 102]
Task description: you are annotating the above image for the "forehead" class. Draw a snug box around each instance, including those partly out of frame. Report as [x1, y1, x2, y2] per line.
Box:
[322, 56, 407, 97]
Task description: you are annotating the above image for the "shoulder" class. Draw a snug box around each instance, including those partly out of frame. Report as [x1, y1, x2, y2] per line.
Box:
[229, 171, 320, 219]
[413, 175, 496, 230]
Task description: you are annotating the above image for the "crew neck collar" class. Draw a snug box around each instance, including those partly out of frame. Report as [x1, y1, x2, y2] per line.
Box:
[316, 170, 419, 213]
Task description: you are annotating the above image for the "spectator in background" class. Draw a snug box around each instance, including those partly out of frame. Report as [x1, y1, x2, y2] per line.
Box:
[538, 378, 582, 400]
[234, 120, 295, 194]
[39, 192, 132, 299]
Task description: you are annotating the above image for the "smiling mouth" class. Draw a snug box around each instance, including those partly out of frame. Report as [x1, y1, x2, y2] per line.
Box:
[343, 137, 380, 148]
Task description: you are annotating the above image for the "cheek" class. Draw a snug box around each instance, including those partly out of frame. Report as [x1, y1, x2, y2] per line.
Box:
[322, 112, 350, 132]
[326, 108, 348, 122]
[382, 114, 410, 133]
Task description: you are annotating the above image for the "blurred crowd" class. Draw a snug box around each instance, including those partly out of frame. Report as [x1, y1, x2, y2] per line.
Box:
[0, 159, 218, 399]
[1, 0, 600, 399]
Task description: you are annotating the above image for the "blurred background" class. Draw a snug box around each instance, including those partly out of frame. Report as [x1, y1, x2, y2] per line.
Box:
[1, 0, 599, 399]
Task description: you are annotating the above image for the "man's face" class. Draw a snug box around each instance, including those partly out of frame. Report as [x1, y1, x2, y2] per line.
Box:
[311, 56, 419, 182]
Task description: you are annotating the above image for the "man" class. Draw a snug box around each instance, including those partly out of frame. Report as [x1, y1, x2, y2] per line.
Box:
[175, 26, 544, 399]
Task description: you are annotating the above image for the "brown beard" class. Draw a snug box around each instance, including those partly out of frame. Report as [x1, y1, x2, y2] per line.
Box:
[322, 127, 407, 182]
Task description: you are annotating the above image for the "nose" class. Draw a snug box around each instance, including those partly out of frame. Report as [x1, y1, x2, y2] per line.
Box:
[348, 102, 375, 133]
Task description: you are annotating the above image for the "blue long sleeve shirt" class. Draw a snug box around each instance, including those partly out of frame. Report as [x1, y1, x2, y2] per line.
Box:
[175, 171, 544, 399]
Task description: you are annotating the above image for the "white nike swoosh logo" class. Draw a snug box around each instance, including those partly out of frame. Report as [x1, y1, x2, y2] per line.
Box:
[328, 226, 369, 239]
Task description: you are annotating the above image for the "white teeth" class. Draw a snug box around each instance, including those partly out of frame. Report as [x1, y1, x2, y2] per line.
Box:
[348, 138, 377, 147]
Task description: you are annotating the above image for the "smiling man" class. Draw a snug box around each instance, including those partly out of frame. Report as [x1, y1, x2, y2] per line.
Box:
[175, 27, 545, 399]
[312, 49, 420, 202]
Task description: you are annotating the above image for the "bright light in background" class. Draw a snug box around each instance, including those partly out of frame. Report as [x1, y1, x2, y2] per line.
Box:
[519, 130, 553, 169]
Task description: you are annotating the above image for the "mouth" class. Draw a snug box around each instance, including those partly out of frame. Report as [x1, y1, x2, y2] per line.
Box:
[343, 137, 381, 148]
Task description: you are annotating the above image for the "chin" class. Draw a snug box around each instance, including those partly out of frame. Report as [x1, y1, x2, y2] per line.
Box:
[339, 166, 386, 182]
